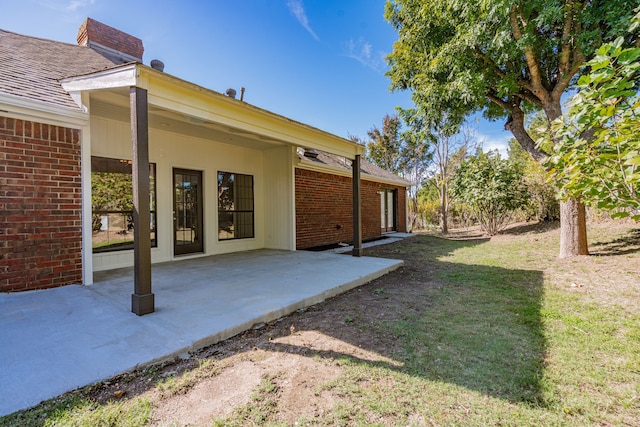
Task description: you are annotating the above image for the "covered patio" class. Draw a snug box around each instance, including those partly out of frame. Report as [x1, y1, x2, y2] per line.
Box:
[0, 250, 402, 416]
[61, 62, 368, 315]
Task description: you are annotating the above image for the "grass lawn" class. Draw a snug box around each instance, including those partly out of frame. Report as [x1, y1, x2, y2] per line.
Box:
[2, 221, 639, 426]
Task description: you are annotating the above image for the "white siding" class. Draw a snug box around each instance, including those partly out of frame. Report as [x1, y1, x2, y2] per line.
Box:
[263, 145, 295, 250]
[90, 116, 270, 271]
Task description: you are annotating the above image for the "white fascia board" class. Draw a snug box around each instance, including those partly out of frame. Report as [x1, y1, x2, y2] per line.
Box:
[60, 64, 139, 93]
[0, 93, 88, 128]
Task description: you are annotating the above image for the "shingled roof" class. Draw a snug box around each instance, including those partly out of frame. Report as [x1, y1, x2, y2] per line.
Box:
[297, 148, 410, 186]
[0, 29, 120, 110]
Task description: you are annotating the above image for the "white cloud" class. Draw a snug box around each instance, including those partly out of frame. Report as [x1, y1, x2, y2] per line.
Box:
[476, 132, 511, 158]
[287, 0, 319, 41]
[344, 37, 385, 72]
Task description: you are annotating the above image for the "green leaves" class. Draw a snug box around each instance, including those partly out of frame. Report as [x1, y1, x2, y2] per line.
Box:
[451, 150, 530, 235]
[544, 13, 640, 220]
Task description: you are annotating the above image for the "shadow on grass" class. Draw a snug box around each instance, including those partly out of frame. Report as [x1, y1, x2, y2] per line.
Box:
[501, 220, 560, 235]
[272, 235, 547, 406]
[590, 228, 640, 256]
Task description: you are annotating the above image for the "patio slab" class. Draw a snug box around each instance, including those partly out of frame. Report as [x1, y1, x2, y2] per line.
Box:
[0, 249, 402, 416]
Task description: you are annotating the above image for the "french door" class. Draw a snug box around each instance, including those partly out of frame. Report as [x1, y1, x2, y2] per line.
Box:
[173, 168, 204, 255]
[380, 189, 397, 233]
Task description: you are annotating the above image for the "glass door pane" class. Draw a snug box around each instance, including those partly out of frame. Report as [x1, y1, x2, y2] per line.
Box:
[386, 190, 395, 230]
[381, 189, 396, 232]
[173, 169, 203, 255]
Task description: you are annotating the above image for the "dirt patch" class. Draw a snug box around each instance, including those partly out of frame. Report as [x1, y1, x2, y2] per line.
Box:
[151, 359, 262, 424]
[149, 351, 342, 426]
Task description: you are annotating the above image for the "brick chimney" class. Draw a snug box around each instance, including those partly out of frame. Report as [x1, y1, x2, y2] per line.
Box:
[77, 18, 144, 63]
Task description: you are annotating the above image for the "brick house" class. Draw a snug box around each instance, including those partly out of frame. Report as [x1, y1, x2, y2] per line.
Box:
[0, 19, 408, 313]
[295, 149, 407, 249]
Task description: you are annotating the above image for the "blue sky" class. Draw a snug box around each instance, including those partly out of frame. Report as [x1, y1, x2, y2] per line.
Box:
[1, 0, 511, 153]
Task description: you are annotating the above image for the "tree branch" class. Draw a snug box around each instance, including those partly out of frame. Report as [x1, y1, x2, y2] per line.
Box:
[509, 5, 551, 105]
[514, 89, 544, 108]
[503, 102, 546, 163]
[474, 48, 506, 79]
[557, 0, 576, 78]
[486, 92, 512, 112]
[475, 47, 541, 96]
[553, 1, 587, 101]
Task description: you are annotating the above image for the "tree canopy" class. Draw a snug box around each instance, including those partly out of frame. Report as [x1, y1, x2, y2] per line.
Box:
[364, 114, 432, 230]
[385, 0, 638, 256]
[365, 114, 404, 175]
[385, 0, 637, 160]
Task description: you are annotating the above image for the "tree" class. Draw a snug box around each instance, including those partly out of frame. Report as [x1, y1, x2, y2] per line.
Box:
[451, 150, 530, 235]
[399, 121, 432, 230]
[429, 122, 473, 234]
[403, 109, 474, 233]
[509, 138, 559, 222]
[416, 179, 440, 227]
[365, 114, 404, 175]
[385, 0, 637, 257]
[508, 113, 560, 221]
[545, 19, 640, 220]
[365, 114, 431, 231]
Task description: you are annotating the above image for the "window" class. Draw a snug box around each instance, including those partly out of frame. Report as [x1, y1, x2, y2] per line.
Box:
[91, 156, 157, 252]
[218, 171, 254, 240]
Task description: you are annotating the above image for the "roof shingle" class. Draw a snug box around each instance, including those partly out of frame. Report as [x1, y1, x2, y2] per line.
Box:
[297, 148, 410, 186]
[0, 29, 121, 109]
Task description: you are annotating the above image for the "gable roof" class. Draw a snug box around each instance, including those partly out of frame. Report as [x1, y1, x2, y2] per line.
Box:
[0, 29, 120, 110]
[297, 148, 410, 187]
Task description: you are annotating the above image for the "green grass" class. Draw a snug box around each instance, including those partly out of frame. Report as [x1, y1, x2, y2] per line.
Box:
[211, 223, 639, 426]
[2, 395, 152, 427]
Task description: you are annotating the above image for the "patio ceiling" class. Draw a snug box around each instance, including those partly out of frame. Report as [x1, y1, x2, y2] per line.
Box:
[88, 92, 287, 151]
[61, 63, 365, 159]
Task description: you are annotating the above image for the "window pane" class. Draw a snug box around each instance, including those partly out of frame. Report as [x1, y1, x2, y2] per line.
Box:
[218, 171, 254, 240]
[92, 156, 157, 252]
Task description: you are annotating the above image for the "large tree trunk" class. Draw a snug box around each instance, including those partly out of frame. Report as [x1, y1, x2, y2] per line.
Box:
[506, 104, 589, 257]
[559, 199, 589, 258]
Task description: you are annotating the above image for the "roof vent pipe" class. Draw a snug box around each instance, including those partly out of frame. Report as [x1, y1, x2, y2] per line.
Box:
[226, 88, 237, 98]
[240, 87, 245, 102]
[150, 59, 164, 72]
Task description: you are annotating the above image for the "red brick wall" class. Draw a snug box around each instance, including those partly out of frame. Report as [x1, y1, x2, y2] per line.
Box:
[295, 168, 407, 249]
[0, 116, 83, 292]
[397, 185, 407, 233]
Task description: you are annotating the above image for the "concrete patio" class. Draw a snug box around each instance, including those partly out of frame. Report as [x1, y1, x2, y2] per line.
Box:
[0, 248, 403, 416]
